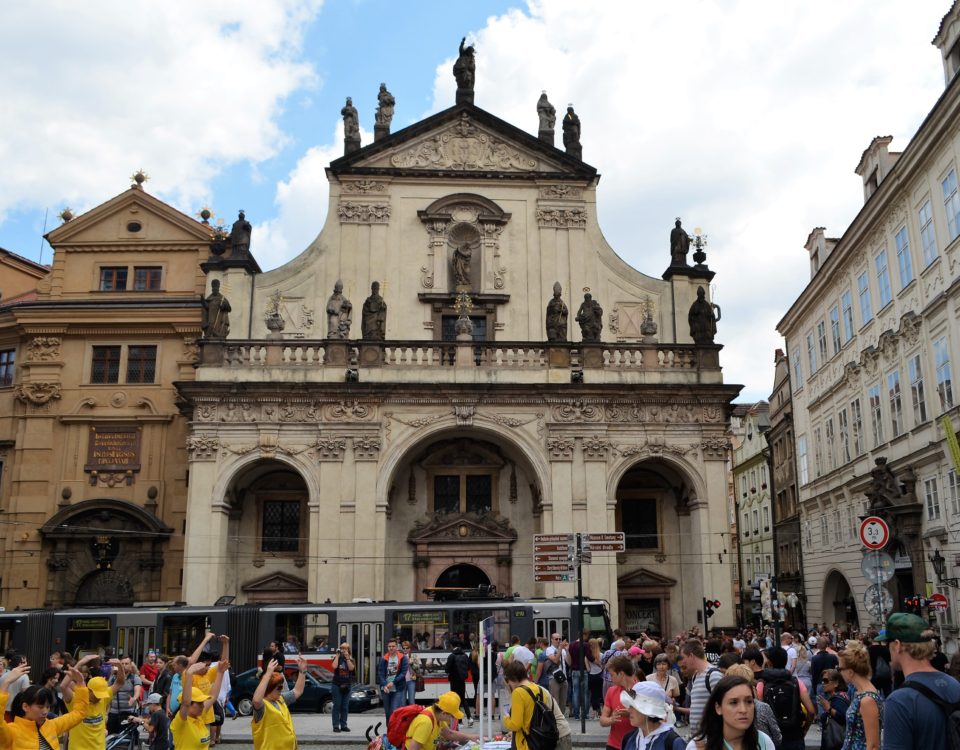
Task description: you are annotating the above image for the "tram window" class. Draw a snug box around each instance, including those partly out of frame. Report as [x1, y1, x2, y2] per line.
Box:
[393, 610, 448, 650]
[582, 604, 612, 641]
[450, 609, 510, 649]
[274, 613, 330, 652]
[161, 616, 209, 656]
[66, 617, 112, 657]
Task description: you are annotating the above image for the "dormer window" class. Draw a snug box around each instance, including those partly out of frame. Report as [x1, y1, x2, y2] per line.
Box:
[99, 267, 128, 291]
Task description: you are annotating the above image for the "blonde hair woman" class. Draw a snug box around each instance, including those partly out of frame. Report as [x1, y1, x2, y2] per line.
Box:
[837, 641, 882, 750]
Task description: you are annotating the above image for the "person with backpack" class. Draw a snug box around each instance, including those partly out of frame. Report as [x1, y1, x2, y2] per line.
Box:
[395, 691, 475, 750]
[678, 640, 722, 731]
[879, 613, 960, 750]
[445, 640, 473, 726]
[686, 675, 776, 750]
[378, 639, 408, 725]
[864, 635, 893, 698]
[503, 659, 559, 750]
[756, 646, 815, 750]
[835, 641, 881, 750]
[620, 683, 686, 750]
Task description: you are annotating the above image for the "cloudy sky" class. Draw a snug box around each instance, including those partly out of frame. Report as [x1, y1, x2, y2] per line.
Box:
[0, 1, 951, 401]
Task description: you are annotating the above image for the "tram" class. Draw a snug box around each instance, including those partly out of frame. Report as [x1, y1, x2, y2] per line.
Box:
[0, 591, 611, 698]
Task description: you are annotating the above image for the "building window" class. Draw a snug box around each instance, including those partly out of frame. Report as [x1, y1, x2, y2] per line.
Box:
[792, 346, 803, 387]
[806, 333, 817, 376]
[752, 509, 759, 534]
[441, 315, 487, 342]
[869, 383, 884, 447]
[895, 227, 913, 288]
[919, 200, 938, 266]
[804, 520, 812, 547]
[743, 512, 750, 538]
[91, 346, 122, 384]
[740, 475, 748, 498]
[925, 477, 941, 521]
[840, 290, 854, 342]
[847, 505, 856, 540]
[887, 369, 903, 438]
[99, 267, 128, 291]
[0, 349, 15, 387]
[944, 169, 960, 241]
[764, 554, 772, 573]
[762, 506, 769, 530]
[948, 469, 960, 517]
[798, 435, 809, 484]
[432, 474, 493, 514]
[857, 272, 873, 325]
[935, 336, 955, 411]
[850, 398, 864, 456]
[875, 249, 892, 308]
[825, 418, 835, 471]
[830, 306, 841, 354]
[126, 346, 157, 384]
[838, 408, 851, 464]
[817, 320, 828, 362]
[909, 354, 927, 424]
[820, 515, 828, 546]
[813, 427, 823, 477]
[133, 267, 163, 291]
[833, 509, 842, 543]
[261, 500, 301, 552]
[621, 498, 659, 549]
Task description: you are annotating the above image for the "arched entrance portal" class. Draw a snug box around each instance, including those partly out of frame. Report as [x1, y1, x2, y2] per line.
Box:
[823, 570, 859, 630]
[435, 564, 491, 590]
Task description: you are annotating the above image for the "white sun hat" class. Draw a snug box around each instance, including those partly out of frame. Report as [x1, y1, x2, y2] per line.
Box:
[620, 682, 669, 720]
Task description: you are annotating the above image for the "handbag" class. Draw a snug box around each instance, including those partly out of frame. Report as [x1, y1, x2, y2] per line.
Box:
[821, 715, 845, 750]
[415, 676, 426, 692]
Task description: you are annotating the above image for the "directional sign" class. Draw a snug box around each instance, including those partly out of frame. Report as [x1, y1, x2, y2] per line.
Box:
[534, 533, 575, 543]
[584, 532, 625, 552]
[859, 516, 890, 550]
[534, 563, 576, 573]
[579, 550, 593, 564]
[929, 593, 949, 611]
[585, 533, 625, 543]
[534, 543, 575, 553]
[535, 572, 575, 582]
[534, 553, 571, 563]
[589, 542, 626, 552]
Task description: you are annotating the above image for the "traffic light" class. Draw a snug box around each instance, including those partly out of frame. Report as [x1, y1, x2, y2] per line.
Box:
[903, 595, 926, 614]
[703, 598, 721, 620]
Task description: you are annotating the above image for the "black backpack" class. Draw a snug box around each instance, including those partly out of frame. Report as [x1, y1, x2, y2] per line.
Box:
[449, 650, 470, 682]
[763, 673, 803, 735]
[519, 685, 559, 750]
[903, 681, 960, 750]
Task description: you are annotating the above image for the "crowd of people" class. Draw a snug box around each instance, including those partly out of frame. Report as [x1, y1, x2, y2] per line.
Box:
[0, 614, 957, 750]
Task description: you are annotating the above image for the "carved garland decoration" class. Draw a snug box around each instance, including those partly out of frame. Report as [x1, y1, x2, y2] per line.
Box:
[337, 202, 391, 224]
[536, 207, 587, 229]
[15, 382, 62, 406]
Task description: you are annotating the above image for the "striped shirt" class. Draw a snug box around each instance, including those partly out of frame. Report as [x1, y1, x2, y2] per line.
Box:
[687, 667, 721, 732]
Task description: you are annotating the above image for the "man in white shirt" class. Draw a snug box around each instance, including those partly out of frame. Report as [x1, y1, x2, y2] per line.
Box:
[781, 633, 798, 674]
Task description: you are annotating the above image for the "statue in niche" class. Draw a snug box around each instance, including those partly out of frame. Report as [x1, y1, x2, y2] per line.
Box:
[545, 281, 568, 342]
[361, 281, 387, 340]
[326, 280, 353, 339]
[576, 291, 603, 342]
[453, 242, 473, 287]
[563, 106, 582, 159]
[230, 210, 252, 258]
[453, 37, 476, 103]
[670, 218, 690, 266]
[202, 279, 231, 339]
[688, 286, 719, 344]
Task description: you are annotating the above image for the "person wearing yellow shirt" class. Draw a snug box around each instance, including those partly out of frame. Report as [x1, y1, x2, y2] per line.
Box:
[171, 661, 228, 750]
[0, 663, 90, 750]
[404, 691, 478, 750]
[60, 656, 126, 750]
[187, 632, 229, 733]
[503, 660, 556, 750]
[250, 657, 307, 750]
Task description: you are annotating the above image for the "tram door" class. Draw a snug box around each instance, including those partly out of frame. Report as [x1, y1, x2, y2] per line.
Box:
[116, 613, 158, 662]
[338, 614, 383, 687]
[534, 616, 570, 641]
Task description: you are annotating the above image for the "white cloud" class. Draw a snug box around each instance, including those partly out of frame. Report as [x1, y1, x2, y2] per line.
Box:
[423, 0, 947, 400]
[0, 0, 323, 223]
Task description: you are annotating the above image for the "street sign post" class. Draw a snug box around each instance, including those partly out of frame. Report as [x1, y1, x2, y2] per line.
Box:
[859, 517, 890, 550]
[534, 572, 574, 582]
[860, 551, 895, 584]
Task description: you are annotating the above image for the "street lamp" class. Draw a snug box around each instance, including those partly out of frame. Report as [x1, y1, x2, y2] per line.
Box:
[929, 549, 959, 588]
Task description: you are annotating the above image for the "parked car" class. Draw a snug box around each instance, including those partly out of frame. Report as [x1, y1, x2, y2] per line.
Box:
[231, 665, 379, 715]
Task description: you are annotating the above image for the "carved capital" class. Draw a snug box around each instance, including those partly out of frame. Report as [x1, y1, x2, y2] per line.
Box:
[337, 201, 392, 224]
[15, 382, 62, 406]
[353, 436, 382, 461]
[316, 437, 347, 461]
[546, 437, 575, 461]
[186, 435, 220, 461]
[582, 435, 612, 461]
[698, 438, 731, 459]
[26, 337, 62, 361]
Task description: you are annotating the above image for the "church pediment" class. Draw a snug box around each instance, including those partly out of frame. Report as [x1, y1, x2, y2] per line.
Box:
[617, 567, 678, 588]
[45, 187, 214, 247]
[408, 511, 518, 543]
[330, 103, 597, 180]
[241, 572, 308, 593]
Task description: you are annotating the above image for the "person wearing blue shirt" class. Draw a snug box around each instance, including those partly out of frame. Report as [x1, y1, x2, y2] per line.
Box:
[880, 613, 960, 750]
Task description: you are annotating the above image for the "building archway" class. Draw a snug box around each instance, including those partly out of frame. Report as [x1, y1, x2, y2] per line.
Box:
[435, 564, 491, 590]
[823, 570, 859, 630]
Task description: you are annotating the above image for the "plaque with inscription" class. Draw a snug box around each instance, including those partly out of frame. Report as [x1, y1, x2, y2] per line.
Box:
[85, 425, 142, 473]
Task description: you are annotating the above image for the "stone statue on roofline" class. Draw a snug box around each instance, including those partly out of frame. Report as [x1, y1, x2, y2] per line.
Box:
[563, 106, 582, 159]
[202, 279, 231, 339]
[342, 97, 360, 154]
[230, 210, 252, 258]
[453, 37, 476, 104]
[576, 291, 602, 342]
[326, 280, 353, 339]
[537, 92, 556, 145]
[688, 286, 719, 344]
[361, 281, 387, 340]
[670, 218, 690, 267]
[545, 282, 568, 342]
[374, 83, 395, 141]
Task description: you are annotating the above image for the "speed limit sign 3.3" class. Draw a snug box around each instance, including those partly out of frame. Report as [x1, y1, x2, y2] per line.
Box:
[859, 516, 890, 550]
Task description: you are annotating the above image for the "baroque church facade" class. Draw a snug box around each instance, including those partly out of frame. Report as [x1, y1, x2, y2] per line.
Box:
[0, 56, 741, 634]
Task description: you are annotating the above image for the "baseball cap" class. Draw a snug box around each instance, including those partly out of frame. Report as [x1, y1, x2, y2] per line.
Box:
[620, 682, 668, 719]
[437, 691, 465, 719]
[145, 693, 163, 706]
[88, 677, 113, 701]
[877, 613, 930, 644]
[628, 646, 646, 656]
[177, 688, 210, 704]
